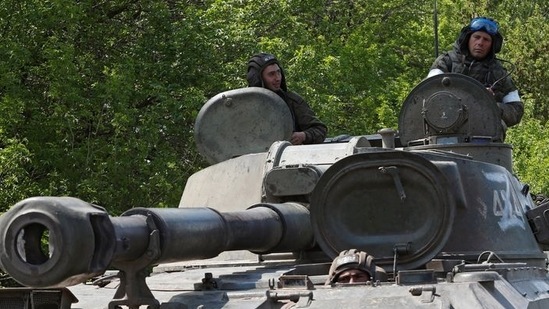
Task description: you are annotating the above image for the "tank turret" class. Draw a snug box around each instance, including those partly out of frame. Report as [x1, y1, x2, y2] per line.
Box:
[1, 74, 549, 309]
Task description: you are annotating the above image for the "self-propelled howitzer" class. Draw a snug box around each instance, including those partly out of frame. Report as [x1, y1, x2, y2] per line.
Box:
[1, 74, 549, 309]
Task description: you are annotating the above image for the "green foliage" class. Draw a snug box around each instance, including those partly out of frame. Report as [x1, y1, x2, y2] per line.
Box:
[0, 0, 207, 213]
[0, 137, 39, 207]
[503, 3, 549, 122]
[507, 100, 549, 196]
[1, 0, 549, 214]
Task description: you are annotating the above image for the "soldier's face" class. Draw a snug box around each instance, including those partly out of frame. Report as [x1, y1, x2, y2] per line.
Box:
[337, 269, 371, 283]
[261, 64, 282, 91]
[468, 31, 493, 60]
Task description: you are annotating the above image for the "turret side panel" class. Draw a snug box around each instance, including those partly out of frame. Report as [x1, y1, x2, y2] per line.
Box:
[179, 153, 268, 211]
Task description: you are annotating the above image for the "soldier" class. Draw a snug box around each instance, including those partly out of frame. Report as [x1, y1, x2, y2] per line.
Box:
[326, 249, 387, 284]
[428, 17, 524, 136]
[247, 53, 327, 145]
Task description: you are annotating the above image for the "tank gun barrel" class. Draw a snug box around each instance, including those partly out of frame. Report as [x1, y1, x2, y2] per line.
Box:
[0, 197, 313, 288]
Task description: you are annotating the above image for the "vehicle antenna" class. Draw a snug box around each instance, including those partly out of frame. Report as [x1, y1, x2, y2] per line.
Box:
[433, 0, 439, 58]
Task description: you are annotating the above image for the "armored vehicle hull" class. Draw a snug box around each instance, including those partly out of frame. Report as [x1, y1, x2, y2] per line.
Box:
[1, 74, 549, 309]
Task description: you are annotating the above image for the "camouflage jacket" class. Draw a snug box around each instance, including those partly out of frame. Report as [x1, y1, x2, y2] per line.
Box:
[430, 44, 524, 127]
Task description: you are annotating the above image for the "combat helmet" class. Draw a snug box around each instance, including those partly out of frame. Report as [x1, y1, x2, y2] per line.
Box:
[326, 249, 387, 284]
[247, 53, 287, 91]
[457, 17, 504, 57]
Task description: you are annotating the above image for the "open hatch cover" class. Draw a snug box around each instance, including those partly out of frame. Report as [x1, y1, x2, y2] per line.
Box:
[194, 87, 293, 164]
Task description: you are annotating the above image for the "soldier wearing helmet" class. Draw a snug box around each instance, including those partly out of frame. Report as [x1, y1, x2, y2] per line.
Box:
[326, 249, 387, 284]
[247, 53, 327, 145]
[428, 17, 523, 139]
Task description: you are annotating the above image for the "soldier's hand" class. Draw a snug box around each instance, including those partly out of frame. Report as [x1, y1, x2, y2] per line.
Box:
[290, 132, 306, 145]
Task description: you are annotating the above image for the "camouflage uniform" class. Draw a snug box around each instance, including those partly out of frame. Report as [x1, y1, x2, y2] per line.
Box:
[430, 43, 524, 128]
[431, 44, 523, 128]
[247, 53, 327, 144]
